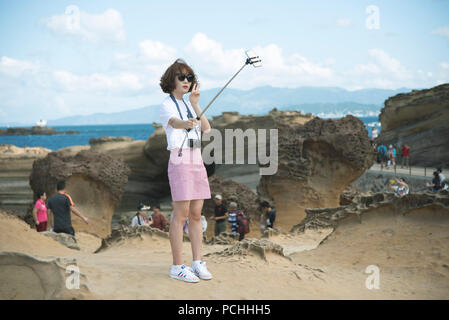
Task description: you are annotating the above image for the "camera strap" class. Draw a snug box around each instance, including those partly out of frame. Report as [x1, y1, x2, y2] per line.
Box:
[169, 94, 200, 142]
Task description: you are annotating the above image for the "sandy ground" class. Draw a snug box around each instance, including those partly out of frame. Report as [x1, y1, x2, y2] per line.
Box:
[1, 205, 449, 300]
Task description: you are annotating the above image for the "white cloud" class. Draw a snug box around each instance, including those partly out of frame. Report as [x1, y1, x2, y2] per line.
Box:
[336, 18, 352, 27]
[3, 32, 449, 123]
[368, 49, 406, 75]
[432, 25, 449, 41]
[185, 33, 334, 89]
[43, 7, 125, 43]
[139, 40, 176, 61]
[185, 33, 244, 76]
[53, 70, 143, 92]
[0, 56, 39, 77]
[344, 49, 414, 88]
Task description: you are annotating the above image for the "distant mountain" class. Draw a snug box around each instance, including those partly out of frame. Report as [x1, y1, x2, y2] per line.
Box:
[47, 106, 161, 126]
[21, 86, 414, 126]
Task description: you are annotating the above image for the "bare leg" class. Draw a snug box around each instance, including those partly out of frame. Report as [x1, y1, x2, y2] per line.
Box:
[169, 200, 190, 265]
[188, 199, 204, 261]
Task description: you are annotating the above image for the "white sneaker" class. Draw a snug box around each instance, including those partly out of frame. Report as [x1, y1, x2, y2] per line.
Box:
[169, 264, 200, 283]
[192, 261, 212, 280]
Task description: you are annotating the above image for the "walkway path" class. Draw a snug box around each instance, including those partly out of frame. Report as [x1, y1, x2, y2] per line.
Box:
[368, 163, 445, 178]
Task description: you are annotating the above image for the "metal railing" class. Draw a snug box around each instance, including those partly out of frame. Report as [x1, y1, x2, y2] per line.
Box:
[370, 162, 446, 177]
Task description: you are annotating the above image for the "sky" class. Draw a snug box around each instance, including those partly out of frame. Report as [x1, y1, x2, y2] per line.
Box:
[0, 0, 448, 123]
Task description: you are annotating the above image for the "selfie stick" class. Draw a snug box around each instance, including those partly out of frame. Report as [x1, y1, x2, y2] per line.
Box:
[196, 55, 261, 120]
[178, 51, 262, 156]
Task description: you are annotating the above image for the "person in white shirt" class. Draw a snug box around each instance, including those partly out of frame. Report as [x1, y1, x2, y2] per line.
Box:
[371, 127, 378, 140]
[131, 203, 153, 227]
[159, 59, 213, 283]
[437, 168, 448, 190]
[389, 178, 409, 197]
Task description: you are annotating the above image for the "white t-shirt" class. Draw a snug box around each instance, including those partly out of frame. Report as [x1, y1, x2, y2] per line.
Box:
[393, 185, 409, 197]
[131, 215, 150, 227]
[159, 96, 201, 151]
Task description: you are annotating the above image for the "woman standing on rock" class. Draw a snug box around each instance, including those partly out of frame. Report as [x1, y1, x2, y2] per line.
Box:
[159, 59, 212, 283]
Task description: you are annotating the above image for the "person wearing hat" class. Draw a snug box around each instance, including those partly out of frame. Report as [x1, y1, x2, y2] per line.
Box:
[131, 203, 153, 227]
[213, 194, 228, 236]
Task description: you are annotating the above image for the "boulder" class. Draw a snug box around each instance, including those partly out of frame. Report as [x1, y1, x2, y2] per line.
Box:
[29, 150, 130, 238]
[377, 83, 449, 167]
[0, 252, 90, 299]
[41, 231, 80, 250]
[257, 115, 374, 230]
[91, 132, 171, 212]
[143, 110, 314, 197]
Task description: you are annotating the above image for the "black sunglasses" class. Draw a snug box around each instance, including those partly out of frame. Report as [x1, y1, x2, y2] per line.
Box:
[177, 74, 194, 82]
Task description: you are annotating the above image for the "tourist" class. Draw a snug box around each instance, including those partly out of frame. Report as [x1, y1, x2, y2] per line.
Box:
[389, 178, 409, 197]
[227, 202, 239, 235]
[226, 202, 247, 241]
[427, 171, 442, 192]
[47, 181, 89, 236]
[401, 144, 411, 168]
[159, 58, 212, 282]
[213, 194, 228, 236]
[261, 201, 276, 230]
[377, 144, 387, 166]
[437, 168, 448, 190]
[236, 209, 249, 241]
[33, 191, 47, 232]
[131, 203, 153, 227]
[151, 205, 167, 231]
[371, 126, 378, 145]
[387, 145, 396, 168]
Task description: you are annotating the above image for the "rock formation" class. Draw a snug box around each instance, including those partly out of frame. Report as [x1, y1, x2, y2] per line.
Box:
[291, 190, 449, 233]
[91, 132, 171, 212]
[143, 110, 314, 198]
[205, 232, 240, 245]
[0, 126, 79, 136]
[94, 225, 169, 253]
[0, 145, 51, 213]
[257, 115, 374, 230]
[350, 170, 431, 194]
[29, 150, 130, 238]
[41, 231, 80, 250]
[377, 83, 449, 167]
[204, 175, 260, 220]
[0, 252, 89, 299]
[204, 238, 287, 261]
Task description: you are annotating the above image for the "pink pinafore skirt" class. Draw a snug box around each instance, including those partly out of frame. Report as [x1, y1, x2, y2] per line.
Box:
[167, 148, 211, 202]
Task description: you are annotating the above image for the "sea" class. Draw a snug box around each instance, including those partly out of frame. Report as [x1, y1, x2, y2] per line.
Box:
[0, 117, 380, 151]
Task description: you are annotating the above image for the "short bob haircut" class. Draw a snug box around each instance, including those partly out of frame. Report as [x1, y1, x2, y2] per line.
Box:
[160, 59, 197, 94]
